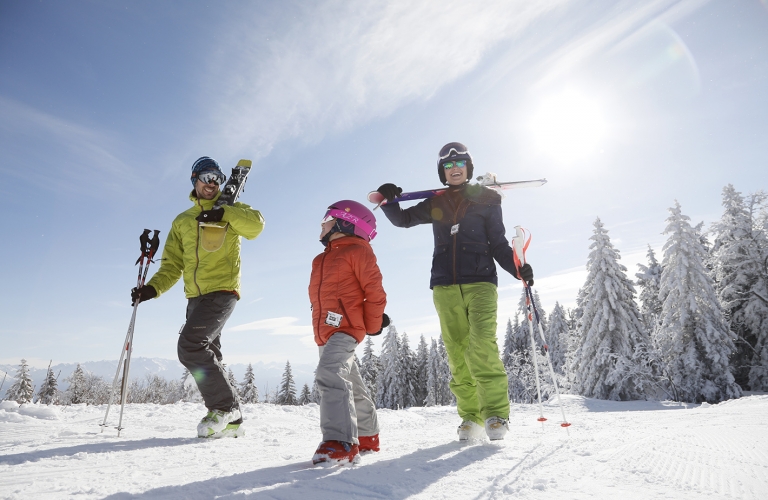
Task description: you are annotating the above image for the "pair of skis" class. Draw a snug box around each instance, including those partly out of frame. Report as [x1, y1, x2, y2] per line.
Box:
[101, 229, 160, 437]
[367, 172, 547, 208]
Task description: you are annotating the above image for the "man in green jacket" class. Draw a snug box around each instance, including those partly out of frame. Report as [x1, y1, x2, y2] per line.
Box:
[131, 156, 265, 438]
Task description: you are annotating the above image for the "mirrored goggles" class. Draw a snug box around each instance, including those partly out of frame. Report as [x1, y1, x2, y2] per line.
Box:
[321, 214, 336, 224]
[198, 170, 226, 185]
[442, 160, 467, 170]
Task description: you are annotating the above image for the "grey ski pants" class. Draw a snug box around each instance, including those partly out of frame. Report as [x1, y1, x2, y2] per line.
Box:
[316, 332, 379, 444]
[177, 291, 239, 412]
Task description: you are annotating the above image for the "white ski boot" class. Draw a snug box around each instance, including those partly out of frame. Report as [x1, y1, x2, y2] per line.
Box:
[485, 416, 509, 441]
[197, 408, 242, 438]
[457, 420, 484, 441]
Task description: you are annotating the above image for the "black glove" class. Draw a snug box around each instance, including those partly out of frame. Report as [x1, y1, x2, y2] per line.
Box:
[377, 184, 403, 203]
[368, 313, 390, 336]
[130, 285, 157, 305]
[519, 263, 534, 287]
[196, 208, 224, 223]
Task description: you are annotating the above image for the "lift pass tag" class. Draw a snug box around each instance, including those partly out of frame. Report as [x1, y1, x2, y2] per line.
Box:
[451, 224, 460, 235]
[325, 311, 343, 327]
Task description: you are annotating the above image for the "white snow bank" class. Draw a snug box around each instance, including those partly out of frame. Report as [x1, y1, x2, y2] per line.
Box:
[0, 396, 766, 499]
[0, 401, 60, 421]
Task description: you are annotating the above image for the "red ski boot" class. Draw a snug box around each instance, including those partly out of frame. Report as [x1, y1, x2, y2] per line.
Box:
[358, 434, 380, 452]
[312, 440, 360, 465]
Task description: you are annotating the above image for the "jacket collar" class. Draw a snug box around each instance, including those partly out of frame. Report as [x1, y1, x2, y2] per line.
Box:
[189, 190, 222, 210]
[325, 235, 368, 251]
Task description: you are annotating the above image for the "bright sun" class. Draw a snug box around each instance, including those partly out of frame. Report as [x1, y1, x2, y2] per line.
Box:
[528, 90, 607, 163]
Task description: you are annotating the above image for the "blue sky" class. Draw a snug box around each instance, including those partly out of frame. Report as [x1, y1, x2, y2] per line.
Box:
[1, 0, 767, 371]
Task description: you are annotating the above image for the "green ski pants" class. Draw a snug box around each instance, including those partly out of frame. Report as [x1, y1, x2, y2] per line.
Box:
[433, 282, 509, 424]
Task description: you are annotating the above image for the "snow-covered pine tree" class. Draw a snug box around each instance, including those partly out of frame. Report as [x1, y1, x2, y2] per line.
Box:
[310, 380, 320, 404]
[636, 245, 664, 332]
[239, 363, 259, 404]
[179, 368, 202, 402]
[435, 337, 454, 405]
[572, 217, 655, 401]
[276, 361, 298, 405]
[501, 316, 520, 368]
[4, 359, 34, 404]
[398, 333, 417, 408]
[414, 335, 429, 406]
[64, 363, 87, 405]
[360, 335, 380, 403]
[710, 186, 768, 390]
[298, 383, 312, 405]
[376, 322, 403, 409]
[37, 362, 59, 405]
[425, 338, 439, 407]
[548, 302, 569, 375]
[657, 201, 743, 403]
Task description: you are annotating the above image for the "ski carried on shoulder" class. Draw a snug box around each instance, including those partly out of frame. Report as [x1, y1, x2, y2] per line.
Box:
[367, 172, 546, 208]
[199, 159, 252, 252]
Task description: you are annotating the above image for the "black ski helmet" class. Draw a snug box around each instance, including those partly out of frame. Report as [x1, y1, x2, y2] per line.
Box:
[191, 156, 225, 187]
[437, 142, 473, 185]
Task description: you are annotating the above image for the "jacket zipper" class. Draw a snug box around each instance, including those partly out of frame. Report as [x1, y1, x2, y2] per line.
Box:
[451, 197, 470, 285]
[315, 251, 328, 335]
[337, 298, 349, 327]
[193, 199, 203, 296]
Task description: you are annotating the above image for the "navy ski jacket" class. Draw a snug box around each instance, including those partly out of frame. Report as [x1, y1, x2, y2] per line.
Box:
[380, 184, 520, 289]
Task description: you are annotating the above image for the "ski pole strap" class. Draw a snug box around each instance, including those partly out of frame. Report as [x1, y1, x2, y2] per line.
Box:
[512, 225, 532, 278]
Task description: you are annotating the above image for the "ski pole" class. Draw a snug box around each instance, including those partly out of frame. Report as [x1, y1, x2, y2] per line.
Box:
[512, 226, 571, 432]
[100, 229, 160, 436]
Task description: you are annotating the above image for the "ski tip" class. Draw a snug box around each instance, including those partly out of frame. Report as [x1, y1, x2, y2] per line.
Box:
[236, 159, 252, 168]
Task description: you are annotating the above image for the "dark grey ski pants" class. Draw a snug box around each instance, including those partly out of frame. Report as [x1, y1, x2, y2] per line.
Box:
[177, 291, 239, 412]
[316, 332, 379, 444]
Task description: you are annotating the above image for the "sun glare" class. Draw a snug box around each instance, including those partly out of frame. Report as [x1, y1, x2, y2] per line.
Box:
[528, 90, 607, 163]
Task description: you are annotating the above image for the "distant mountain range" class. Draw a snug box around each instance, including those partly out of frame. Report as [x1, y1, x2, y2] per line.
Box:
[0, 358, 316, 398]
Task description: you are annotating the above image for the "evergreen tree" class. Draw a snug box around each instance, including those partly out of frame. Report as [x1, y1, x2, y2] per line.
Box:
[710, 186, 768, 390]
[548, 302, 569, 375]
[376, 323, 403, 409]
[5, 359, 34, 404]
[505, 292, 540, 403]
[310, 380, 320, 404]
[573, 218, 655, 401]
[435, 337, 454, 405]
[359, 335, 380, 403]
[179, 368, 202, 402]
[657, 202, 742, 403]
[636, 245, 664, 331]
[37, 362, 59, 405]
[64, 363, 87, 405]
[414, 335, 429, 406]
[298, 383, 312, 405]
[399, 333, 418, 408]
[276, 361, 298, 405]
[239, 364, 260, 404]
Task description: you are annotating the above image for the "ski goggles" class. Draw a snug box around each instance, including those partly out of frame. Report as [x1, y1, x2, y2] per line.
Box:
[442, 160, 467, 170]
[196, 170, 226, 185]
[438, 144, 469, 161]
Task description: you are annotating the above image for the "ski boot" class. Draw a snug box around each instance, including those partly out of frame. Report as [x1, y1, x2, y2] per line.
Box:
[197, 408, 242, 438]
[457, 420, 484, 441]
[312, 440, 360, 465]
[485, 416, 509, 441]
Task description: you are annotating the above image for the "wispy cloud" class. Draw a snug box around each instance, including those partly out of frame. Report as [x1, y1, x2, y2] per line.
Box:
[201, 0, 569, 156]
[228, 316, 312, 336]
[0, 97, 133, 194]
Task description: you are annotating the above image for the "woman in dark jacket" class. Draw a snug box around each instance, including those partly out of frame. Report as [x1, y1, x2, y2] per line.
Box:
[377, 142, 533, 441]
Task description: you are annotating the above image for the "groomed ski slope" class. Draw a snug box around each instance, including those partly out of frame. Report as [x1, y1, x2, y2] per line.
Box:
[1, 395, 766, 499]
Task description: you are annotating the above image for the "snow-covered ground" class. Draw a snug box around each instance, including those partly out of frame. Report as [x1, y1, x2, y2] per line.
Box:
[1, 395, 766, 499]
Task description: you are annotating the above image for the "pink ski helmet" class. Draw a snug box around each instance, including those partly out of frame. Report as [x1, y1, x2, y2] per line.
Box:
[323, 200, 377, 242]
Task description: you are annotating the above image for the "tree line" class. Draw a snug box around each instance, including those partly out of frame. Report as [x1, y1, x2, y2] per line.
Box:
[4, 184, 766, 407]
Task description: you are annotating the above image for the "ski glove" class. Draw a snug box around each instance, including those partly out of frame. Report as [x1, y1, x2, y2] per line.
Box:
[519, 263, 534, 287]
[377, 183, 403, 203]
[368, 313, 390, 336]
[131, 285, 157, 305]
[196, 208, 224, 223]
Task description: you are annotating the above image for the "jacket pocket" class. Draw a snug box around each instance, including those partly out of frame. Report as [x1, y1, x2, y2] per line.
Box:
[459, 242, 493, 278]
[431, 244, 451, 282]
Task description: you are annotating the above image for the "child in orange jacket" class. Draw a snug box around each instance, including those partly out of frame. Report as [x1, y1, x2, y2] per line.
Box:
[308, 199, 388, 465]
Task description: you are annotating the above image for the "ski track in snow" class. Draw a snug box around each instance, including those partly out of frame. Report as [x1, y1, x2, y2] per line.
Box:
[1, 396, 767, 499]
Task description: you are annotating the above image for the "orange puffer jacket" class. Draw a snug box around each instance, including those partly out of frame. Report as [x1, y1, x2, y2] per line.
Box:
[309, 236, 387, 346]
